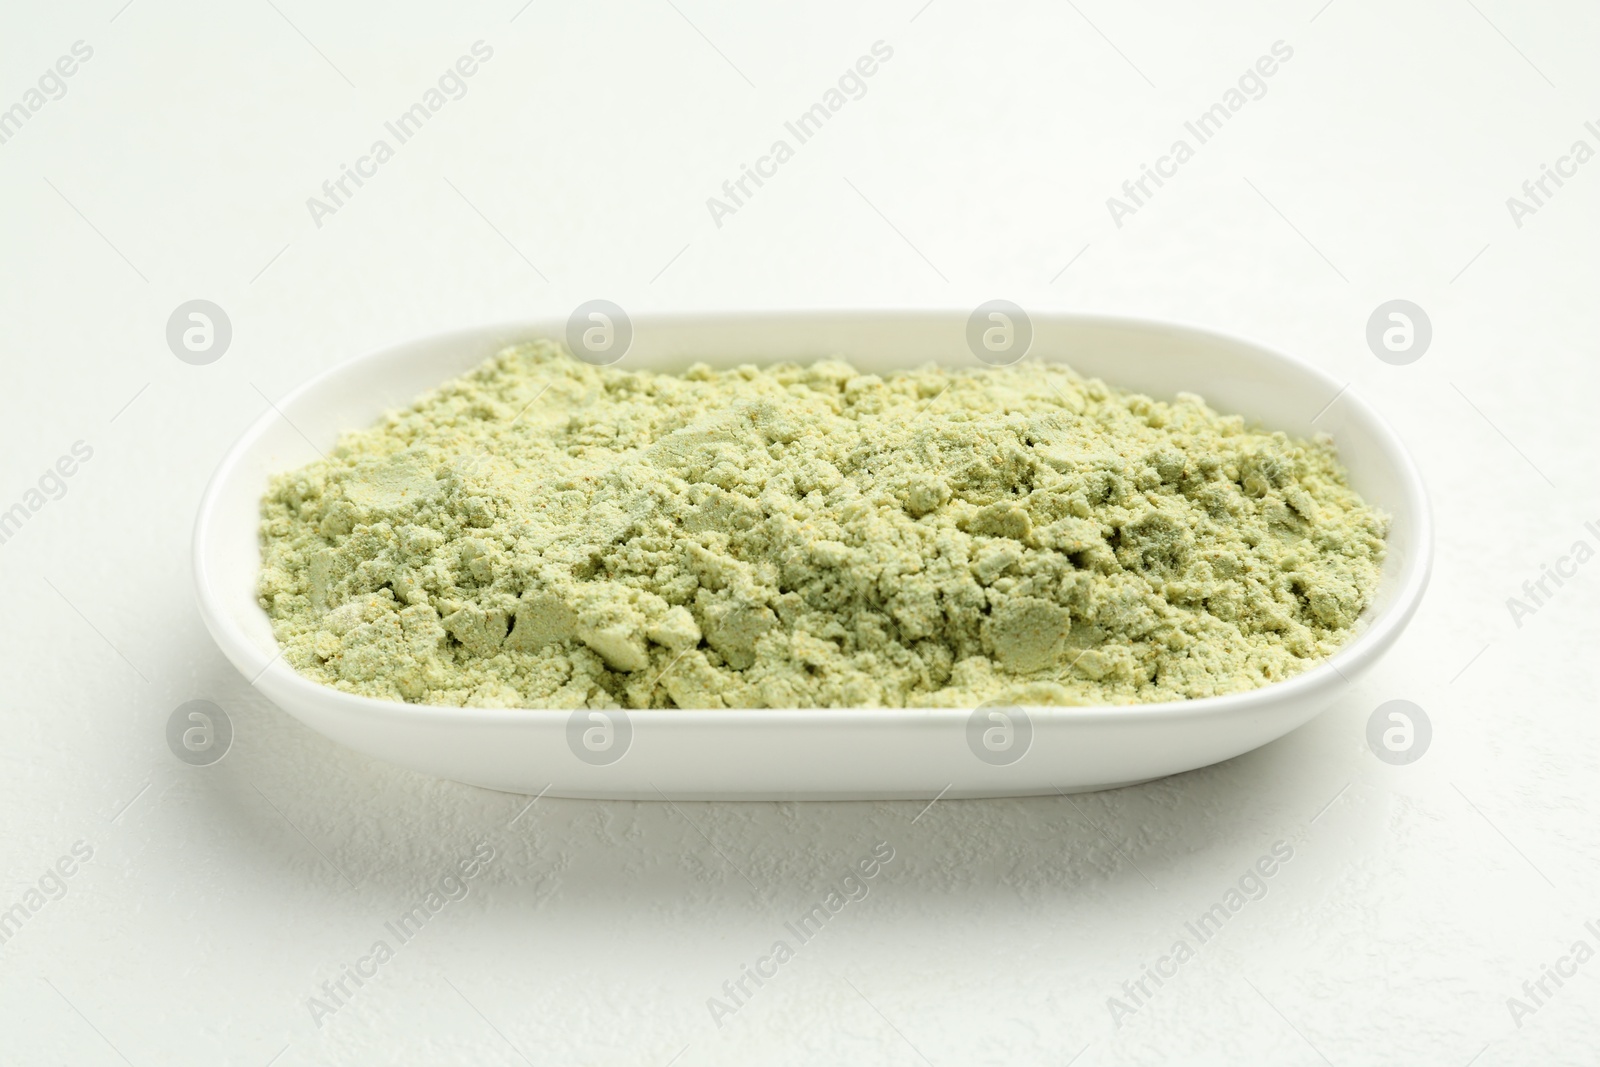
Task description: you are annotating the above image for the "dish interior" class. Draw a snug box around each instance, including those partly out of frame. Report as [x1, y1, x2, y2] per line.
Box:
[199, 314, 1421, 709]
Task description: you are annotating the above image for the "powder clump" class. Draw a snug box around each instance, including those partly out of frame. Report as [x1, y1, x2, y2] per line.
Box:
[256, 341, 1388, 709]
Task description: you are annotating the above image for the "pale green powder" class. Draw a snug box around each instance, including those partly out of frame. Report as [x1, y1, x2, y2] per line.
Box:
[256, 341, 1387, 709]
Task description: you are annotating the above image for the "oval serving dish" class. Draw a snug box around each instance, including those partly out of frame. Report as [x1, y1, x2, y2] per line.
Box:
[193, 313, 1430, 800]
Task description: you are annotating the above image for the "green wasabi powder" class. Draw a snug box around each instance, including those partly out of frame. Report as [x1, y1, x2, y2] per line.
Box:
[256, 341, 1387, 709]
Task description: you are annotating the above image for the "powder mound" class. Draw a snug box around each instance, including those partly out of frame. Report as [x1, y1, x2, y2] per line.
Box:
[256, 341, 1388, 709]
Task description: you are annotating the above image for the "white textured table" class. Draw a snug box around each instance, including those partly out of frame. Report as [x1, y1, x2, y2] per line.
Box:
[2, 2, 1596, 1063]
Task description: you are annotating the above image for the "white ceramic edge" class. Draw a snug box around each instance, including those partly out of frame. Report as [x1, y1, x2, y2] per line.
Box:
[192, 312, 1433, 799]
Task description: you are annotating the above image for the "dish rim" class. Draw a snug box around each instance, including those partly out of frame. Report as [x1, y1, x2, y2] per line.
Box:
[192, 310, 1433, 728]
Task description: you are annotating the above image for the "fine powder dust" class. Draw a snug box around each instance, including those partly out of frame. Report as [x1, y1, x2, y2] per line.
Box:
[256, 341, 1388, 710]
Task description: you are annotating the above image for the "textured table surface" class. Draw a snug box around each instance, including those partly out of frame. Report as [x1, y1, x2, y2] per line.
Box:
[2, 1, 1597, 1064]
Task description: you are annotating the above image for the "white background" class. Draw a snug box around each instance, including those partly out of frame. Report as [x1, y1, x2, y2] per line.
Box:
[2, 1, 1598, 1063]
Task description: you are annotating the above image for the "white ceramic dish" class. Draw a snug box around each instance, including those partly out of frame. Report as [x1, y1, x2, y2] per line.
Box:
[193, 313, 1430, 800]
